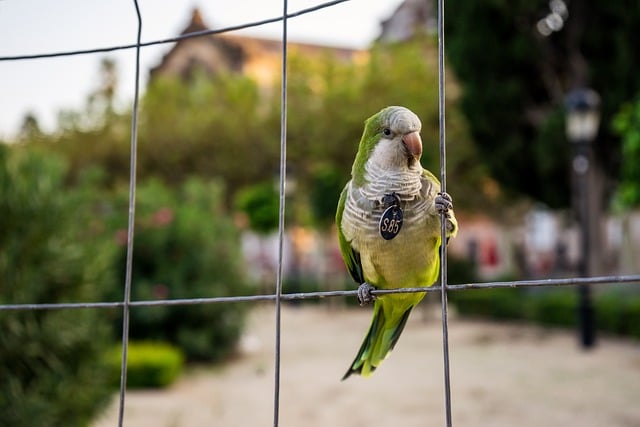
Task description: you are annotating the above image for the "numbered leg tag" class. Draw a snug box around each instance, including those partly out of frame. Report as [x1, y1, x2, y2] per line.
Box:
[379, 204, 403, 240]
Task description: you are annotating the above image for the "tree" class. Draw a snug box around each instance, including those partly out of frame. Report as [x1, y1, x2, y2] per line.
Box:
[0, 145, 114, 426]
[235, 182, 280, 234]
[276, 37, 491, 222]
[613, 95, 640, 208]
[139, 71, 273, 193]
[25, 39, 492, 222]
[17, 112, 43, 141]
[88, 57, 119, 123]
[445, 0, 640, 208]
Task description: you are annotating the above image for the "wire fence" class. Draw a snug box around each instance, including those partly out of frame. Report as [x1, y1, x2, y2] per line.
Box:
[437, 0, 453, 422]
[2, 1, 640, 426]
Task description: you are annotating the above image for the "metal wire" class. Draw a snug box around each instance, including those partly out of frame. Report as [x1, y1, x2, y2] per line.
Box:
[2, 274, 639, 312]
[116, 0, 142, 425]
[273, 0, 289, 425]
[3, 2, 640, 427]
[0, 0, 351, 62]
[436, 0, 453, 425]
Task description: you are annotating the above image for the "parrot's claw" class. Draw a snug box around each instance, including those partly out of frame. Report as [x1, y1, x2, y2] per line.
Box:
[435, 192, 453, 215]
[357, 282, 376, 306]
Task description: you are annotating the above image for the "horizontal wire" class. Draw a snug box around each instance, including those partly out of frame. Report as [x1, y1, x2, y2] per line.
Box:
[0, 0, 351, 61]
[1, 273, 639, 312]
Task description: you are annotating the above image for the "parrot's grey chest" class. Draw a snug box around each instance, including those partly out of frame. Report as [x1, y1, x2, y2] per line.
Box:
[341, 173, 435, 251]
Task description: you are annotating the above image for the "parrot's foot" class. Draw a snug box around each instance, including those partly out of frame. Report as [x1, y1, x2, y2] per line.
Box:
[435, 192, 453, 214]
[435, 192, 456, 233]
[357, 282, 376, 306]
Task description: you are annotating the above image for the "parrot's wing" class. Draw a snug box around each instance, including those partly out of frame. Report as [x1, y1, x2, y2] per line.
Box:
[336, 185, 365, 284]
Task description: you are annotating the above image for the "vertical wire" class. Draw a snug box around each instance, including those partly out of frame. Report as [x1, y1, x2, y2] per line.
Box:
[273, 1, 288, 426]
[117, 1, 142, 426]
[437, 0, 453, 425]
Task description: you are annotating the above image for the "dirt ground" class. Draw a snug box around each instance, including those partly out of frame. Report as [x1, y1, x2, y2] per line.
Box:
[92, 303, 640, 427]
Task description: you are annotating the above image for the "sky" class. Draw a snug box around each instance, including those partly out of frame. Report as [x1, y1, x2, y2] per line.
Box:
[0, 0, 404, 138]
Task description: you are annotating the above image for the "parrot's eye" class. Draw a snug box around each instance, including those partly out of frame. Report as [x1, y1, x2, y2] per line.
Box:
[382, 127, 392, 137]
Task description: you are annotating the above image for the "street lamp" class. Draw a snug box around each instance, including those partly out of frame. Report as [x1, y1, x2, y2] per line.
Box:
[565, 88, 600, 349]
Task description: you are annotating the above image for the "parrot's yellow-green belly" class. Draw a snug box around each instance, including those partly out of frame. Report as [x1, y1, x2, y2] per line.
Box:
[361, 226, 441, 291]
[360, 221, 441, 315]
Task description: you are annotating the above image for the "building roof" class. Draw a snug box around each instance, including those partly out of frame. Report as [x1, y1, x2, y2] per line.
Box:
[377, 0, 436, 43]
[149, 8, 365, 85]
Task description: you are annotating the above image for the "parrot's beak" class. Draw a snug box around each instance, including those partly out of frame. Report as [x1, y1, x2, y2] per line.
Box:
[402, 131, 422, 159]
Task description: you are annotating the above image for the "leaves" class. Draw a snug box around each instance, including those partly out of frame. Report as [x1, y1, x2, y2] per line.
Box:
[21, 37, 490, 223]
[446, 1, 640, 208]
[613, 97, 640, 208]
[0, 146, 113, 426]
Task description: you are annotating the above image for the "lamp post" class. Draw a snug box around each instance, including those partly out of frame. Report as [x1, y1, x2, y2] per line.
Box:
[565, 88, 600, 349]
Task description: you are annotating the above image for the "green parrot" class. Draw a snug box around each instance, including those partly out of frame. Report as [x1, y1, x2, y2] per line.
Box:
[336, 106, 458, 379]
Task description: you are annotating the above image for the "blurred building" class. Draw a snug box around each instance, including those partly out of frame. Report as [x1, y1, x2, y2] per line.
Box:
[149, 8, 366, 86]
[377, 0, 436, 43]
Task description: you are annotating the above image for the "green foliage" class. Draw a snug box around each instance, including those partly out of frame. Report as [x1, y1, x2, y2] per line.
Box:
[308, 165, 345, 229]
[446, 2, 548, 201]
[530, 290, 577, 327]
[0, 145, 114, 426]
[595, 292, 640, 340]
[106, 342, 184, 389]
[447, 256, 479, 286]
[106, 178, 251, 362]
[25, 37, 489, 225]
[235, 182, 280, 233]
[452, 288, 527, 320]
[281, 37, 488, 214]
[138, 71, 273, 193]
[446, 1, 640, 208]
[451, 286, 640, 340]
[613, 96, 640, 208]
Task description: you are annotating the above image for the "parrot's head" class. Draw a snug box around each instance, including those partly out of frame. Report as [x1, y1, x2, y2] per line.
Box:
[351, 106, 423, 185]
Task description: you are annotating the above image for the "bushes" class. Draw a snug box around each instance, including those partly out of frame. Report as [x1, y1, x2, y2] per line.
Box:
[595, 293, 640, 339]
[531, 290, 578, 328]
[106, 178, 252, 362]
[106, 342, 184, 389]
[0, 146, 114, 426]
[235, 182, 280, 233]
[450, 286, 640, 339]
[452, 287, 527, 320]
[0, 143, 253, 424]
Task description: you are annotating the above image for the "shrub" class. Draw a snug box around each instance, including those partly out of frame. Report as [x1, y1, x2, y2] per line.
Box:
[450, 287, 525, 320]
[595, 292, 625, 334]
[234, 182, 280, 234]
[451, 280, 640, 341]
[623, 299, 640, 339]
[596, 292, 640, 339]
[528, 290, 577, 327]
[447, 256, 479, 286]
[0, 146, 114, 426]
[106, 342, 184, 389]
[105, 178, 252, 362]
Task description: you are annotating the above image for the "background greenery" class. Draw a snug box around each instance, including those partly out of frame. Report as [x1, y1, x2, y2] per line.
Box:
[105, 341, 185, 389]
[0, 146, 114, 426]
[104, 178, 252, 362]
[450, 287, 640, 340]
[446, 1, 640, 209]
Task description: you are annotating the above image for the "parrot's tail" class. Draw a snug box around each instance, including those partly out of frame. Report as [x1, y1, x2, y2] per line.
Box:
[342, 302, 413, 380]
